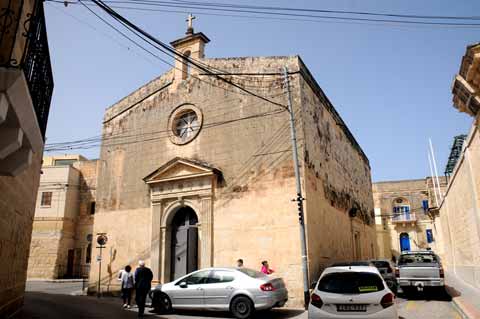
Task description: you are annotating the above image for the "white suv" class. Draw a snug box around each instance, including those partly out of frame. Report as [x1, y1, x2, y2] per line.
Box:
[308, 265, 398, 319]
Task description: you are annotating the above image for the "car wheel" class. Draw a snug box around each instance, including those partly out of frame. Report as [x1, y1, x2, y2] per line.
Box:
[152, 292, 172, 314]
[230, 296, 254, 319]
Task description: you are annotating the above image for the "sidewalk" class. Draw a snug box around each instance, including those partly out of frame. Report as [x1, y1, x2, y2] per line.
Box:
[445, 271, 480, 319]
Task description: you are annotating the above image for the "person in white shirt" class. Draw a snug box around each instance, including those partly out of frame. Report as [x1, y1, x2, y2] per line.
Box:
[118, 265, 134, 309]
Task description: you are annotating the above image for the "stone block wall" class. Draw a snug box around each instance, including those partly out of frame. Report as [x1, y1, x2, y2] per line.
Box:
[439, 125, 480, 289]
[373, 178, 446, 259]
[91, 55, 374, 307]
[297, 62, 377, 282]
[0, 152, 42, 318]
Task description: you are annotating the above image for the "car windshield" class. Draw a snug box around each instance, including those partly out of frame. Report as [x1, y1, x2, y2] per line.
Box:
[237, 268, 267, 278]
[398, 254, 438, 265]
[318, 272, 385, 294]
[371, 261, 390, 268]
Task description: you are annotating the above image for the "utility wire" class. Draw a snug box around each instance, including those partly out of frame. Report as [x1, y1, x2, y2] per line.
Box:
[88, 0, 289, 109]
[54, 0, 480, 27]
[51, 0, 480, 23]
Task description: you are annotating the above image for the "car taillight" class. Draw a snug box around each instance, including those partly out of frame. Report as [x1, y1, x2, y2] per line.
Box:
[440, 268, 444, 278]
[381, 293, 395, 309]
[260, 283, 276, 291]
[395, 268, 399, 278]
[310, 293, 323, 309]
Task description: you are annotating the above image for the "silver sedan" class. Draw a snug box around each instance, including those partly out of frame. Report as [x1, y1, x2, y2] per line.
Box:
[149, 267, 288, 319]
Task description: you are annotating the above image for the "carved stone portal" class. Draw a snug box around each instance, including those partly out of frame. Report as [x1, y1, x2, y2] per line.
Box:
[143, 157, 218, 283]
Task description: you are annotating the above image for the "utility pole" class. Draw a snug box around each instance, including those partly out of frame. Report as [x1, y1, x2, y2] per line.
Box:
[284, 66, 310, 309]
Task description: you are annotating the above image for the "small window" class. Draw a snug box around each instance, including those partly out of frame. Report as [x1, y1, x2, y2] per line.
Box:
[41, 192, 52, 207]
[90, 202, 96, 215]
[426, 229, 434, 243]
[208, 271, 235, 283]
[422, 200, 429, 213]
[54, 159, 76, 166]
[318, 272, 385, 294]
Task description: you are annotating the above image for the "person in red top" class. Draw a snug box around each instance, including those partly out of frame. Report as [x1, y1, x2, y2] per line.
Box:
[261, 260, 274, 275]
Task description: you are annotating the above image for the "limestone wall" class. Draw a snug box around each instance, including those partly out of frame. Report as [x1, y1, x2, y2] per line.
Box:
[92, 55, 372, 307]
[372, 178, 440, 259]
[439, 125, 480, 289]
[297, 65, 377, 282]
[28, 160, 97, 280]
[0, 152, 42, 318]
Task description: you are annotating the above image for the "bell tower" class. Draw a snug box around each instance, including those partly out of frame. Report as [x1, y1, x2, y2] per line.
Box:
[170, 14, 210, 82]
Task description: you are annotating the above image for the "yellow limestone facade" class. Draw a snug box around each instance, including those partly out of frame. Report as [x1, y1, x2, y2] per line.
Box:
[89, 27, 377, 307]
[438, 124, 480, 289]
[373, 178, 446, 260]
[27, 155, 98, 280]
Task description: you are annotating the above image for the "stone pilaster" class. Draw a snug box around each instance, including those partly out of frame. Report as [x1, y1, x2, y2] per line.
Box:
[200, 197, 213, 268]
[150, 202, 162, 282]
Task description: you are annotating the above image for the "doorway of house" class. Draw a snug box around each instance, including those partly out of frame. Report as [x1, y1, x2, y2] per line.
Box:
[170, 206, 198, 280]
[400, 233, 411, 252]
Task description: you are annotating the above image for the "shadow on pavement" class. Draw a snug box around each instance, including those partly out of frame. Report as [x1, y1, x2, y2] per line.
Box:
[399, 287, 453, 302]
[17, 292, 139, 319]
[149, 308, 305, 319]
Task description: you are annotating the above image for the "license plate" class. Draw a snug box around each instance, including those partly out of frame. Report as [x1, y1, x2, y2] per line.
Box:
[337, 304, 367, 312]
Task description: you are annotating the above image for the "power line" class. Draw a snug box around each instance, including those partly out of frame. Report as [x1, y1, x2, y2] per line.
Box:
[87, 0, 289, 109]
[52, 0, 480, 27]
[45, 103, 288, 152]
[51, 0, 480, 24]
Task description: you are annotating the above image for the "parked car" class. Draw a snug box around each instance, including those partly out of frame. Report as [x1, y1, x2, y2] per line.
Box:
[331, 261, 375, 267]
[308, 265, 398, 319]
[396, 251, 444, 293]
[369, 259, 398, 294]
[149, 267, 288, 319]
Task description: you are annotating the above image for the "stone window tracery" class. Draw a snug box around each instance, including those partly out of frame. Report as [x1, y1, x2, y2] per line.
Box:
[168, 104, 203, 145]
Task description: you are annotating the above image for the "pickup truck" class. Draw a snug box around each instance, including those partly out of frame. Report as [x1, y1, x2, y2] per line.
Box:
[395, 251, 444, 293]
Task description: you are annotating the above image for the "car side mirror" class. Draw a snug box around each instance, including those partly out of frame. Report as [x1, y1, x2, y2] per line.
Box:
[179, 282, 188, 288]
[310, 281, 317, 290]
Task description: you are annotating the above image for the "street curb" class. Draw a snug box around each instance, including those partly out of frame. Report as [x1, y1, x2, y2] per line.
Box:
[446, 285, 480, 319]
[27, 279, 86, 283]
[451, 298, 469, 319]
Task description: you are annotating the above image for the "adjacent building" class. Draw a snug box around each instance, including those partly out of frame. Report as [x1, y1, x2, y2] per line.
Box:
[0, 1, 54, 317]
[437, 43, 480, 290]
[452, 42, 480, 124]
[373, 178, 446, 259]
[89, 24, 377, 306]
[27, 155, 98, 280]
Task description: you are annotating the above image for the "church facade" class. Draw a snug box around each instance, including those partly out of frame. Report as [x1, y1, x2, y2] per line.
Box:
[89, 25, 377, 306]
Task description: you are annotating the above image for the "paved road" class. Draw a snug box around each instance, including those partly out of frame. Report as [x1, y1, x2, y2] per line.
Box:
[397, 289, 462, 319]
[19, 281, 462, 319]
[26, 280, 86, 295]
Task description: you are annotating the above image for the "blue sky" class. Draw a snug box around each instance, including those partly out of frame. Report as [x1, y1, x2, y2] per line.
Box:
[43, 0, 478, 182]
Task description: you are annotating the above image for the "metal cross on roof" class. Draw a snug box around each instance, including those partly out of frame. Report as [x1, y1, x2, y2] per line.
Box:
[186, 14, 196, 31]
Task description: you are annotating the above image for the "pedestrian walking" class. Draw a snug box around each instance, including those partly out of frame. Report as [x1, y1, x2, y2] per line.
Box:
[134, 260, 153, 317]
[118, 265, 134, 309]
[261, 260, 274, 275]
[236, 258, 244, 268]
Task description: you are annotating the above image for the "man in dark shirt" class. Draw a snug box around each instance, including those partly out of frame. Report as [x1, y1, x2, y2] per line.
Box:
[134, 260, 153, 317]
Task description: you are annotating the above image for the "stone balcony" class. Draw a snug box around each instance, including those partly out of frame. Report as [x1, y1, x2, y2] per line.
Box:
[392, 212, 417, 225]
[452, 43, 480, 118]
[0, 0, 53, 176]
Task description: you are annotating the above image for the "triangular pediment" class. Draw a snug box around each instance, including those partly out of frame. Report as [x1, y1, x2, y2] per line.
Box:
[143, 157, 219, 184]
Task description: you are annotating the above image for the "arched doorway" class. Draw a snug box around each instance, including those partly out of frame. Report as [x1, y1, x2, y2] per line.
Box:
[400, 233, 411, 252]
[170, 206, 198, 280]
